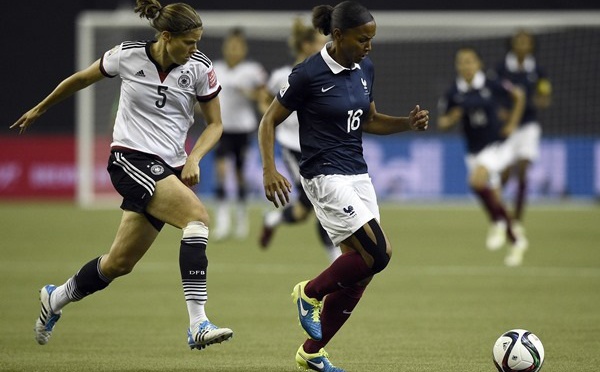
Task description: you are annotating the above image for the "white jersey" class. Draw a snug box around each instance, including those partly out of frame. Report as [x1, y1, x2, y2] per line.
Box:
[267, 65, 301, 152]
[101, 41, 221, 168]
[213, 59, 266, 134]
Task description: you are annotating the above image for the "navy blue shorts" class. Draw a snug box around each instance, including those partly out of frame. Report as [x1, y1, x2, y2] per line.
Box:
[107, 149, 181, 231]
[214, 132, 250, 169]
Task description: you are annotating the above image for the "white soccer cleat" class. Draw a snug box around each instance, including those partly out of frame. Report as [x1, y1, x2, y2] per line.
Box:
[187, 320, 233, 350]
[512, 221, 528, 246]
[505, 238, 529, 267]
[486, 220, 507, 251]
[34, 285, 62, 345]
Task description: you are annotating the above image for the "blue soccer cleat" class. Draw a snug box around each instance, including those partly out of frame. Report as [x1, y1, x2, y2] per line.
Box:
[296, 345, 346, 372]
[187, 320, 233, 350]
[292, 280, 322, 340]
[34, 284, 62, 345]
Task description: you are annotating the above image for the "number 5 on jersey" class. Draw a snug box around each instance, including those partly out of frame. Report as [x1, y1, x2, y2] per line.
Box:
[156, 86, 168, 108]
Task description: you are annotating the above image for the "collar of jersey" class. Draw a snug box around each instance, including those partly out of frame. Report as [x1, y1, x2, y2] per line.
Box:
[505, 51, 536, 73]
[456, 70, 486, 93]
[320, 42, 361, 74]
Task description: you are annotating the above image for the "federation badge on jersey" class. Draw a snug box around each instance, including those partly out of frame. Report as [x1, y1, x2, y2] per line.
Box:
[178, 72, 192, 89]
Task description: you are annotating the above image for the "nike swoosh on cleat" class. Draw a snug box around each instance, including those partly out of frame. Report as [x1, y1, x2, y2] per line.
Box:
[342, 309, 352, 315]
[298, 287, 309, 317]
[307, 360, 325, 370]
[321, 85, 335, 92]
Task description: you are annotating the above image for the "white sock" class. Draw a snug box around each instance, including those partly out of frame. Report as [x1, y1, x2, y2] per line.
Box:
[49, 279, 73, 313]
[187, 300, 208, 328]
[264, 209, 283, 228]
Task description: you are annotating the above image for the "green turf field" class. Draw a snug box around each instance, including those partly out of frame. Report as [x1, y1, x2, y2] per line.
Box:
[0, 201, 599, 371]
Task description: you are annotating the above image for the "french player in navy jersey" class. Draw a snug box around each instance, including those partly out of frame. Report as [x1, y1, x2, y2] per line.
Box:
[258, 2, 429, 370]
[437, 47, 529, 266]
[11, 0, 233, 351]
[494, 30, 552, 262]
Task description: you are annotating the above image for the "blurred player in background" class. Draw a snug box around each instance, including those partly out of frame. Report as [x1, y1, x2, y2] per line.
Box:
[212, 28, 267, 241]
[12, 0, 233, 350]
[437, 47, 529, 266]
[258, 17, 341, 263]
[259, 2, 429, 370]
[493, 29, 552, 250]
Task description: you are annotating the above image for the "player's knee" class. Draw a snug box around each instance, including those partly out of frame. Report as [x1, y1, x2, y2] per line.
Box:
[185, 203, 210, 227]
[371, 245, 391, 273]
[103, 255, 136, 278]
[355, 219, 391, 274]
[469, 177, 486, 191]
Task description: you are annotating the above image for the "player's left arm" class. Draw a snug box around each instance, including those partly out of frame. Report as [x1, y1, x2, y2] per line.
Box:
[182, 96, 224, 187]
[362, 101, 429, 134]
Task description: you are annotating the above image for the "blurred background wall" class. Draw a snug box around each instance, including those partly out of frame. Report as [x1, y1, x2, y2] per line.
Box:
[2, 0, 599, 201]
[4, 0, 598, 136]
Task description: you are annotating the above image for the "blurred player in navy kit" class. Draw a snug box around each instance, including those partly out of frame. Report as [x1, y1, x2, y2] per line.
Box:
[437, 47, 529, 266]
[258, 2, 429, 370]
[212, 28, 267, 241]
[494, 29, 552, 253]
[258, 18, 341, 263]
[12, 0, 233, 351]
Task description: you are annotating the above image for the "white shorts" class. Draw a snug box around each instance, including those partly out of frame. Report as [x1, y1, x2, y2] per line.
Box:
[301, 174, 380, 246]
[505, 122, 541, 162]
[465, 140, 516, 187]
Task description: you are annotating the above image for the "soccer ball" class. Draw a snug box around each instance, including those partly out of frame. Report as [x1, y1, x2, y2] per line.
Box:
[493, 329, 545, 372]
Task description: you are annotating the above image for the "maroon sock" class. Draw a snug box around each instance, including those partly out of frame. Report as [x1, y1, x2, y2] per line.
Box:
[515, 179, 527, 221]
[473, 187, 500, 221]
[304, 284, 366, 353]
[474, 187, 516, 242]
[304, 251, 372, 300]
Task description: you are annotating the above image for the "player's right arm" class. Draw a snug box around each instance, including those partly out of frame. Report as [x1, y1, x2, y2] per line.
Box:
[258, 97, 292, 208]
[10, 59, 105, 134]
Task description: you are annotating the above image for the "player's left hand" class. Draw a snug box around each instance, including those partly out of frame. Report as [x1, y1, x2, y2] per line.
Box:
[409, 105, 429, 131]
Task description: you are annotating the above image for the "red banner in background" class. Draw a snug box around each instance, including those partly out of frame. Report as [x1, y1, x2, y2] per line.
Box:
[0, 136, 76, 198]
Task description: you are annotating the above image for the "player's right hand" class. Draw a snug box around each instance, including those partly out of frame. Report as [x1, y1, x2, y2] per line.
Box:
[10, 107, 43, 134]
[263, 168, 292, 208]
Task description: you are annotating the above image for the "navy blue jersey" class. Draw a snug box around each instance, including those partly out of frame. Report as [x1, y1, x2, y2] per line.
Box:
[277, 45, 375, 179]
[495, 52, 548, 125]
[439, 71, 511, 154]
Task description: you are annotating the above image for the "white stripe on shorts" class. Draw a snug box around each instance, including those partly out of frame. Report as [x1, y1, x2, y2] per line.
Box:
[113, 152, 156, 196]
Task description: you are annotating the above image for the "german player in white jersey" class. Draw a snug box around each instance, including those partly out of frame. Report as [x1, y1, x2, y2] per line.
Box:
[258, 18, 341, 263]
[212, 28, 267, 240]
[11, 0, 233, 351]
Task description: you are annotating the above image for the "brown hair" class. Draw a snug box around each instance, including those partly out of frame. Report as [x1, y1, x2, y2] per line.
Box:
[289, 18, 320, 56]
[135, 0, 202, 35]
